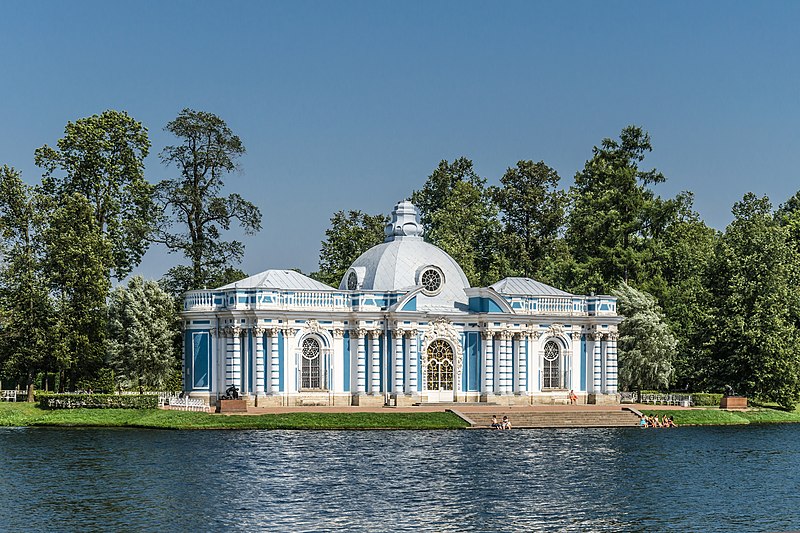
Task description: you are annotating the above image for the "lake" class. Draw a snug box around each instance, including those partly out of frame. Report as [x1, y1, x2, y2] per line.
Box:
[1, 424, 798, 532]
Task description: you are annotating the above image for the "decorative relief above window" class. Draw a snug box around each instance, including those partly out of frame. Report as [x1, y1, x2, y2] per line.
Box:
[419, 266, 443, 295]
[347, 271, 358, 291]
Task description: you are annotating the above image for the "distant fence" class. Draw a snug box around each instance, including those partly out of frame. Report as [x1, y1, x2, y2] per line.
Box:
[158, 393, 209, 412]
[620, 391, 693, 406]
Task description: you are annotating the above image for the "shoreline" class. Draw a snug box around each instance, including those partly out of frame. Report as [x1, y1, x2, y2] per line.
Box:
[2, 402, 799, 430]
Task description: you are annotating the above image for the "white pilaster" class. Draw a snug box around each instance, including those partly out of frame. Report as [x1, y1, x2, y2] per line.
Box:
[407, 330, 418, 393]
[269, 328, 280, 394]
[592, 332, 602, 393]
[517, 333, 527, 393]
[356, 329, 367, 393]
[370, 331, 381, 393]
[254, 327, 265, 395]
[605, 332, 618, 394]
[394, 329, 405, 393]
[483, 331, 494, 393]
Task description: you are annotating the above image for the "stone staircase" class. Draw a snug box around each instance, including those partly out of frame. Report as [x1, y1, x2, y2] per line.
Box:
[455, 409, 640, 429]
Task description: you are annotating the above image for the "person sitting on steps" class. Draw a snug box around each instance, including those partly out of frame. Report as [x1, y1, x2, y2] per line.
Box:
[569, 390, 578, 405]
[491, 415, 502, 429]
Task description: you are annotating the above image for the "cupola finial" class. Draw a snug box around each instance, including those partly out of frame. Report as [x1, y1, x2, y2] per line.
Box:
[384, 200, 424, 241]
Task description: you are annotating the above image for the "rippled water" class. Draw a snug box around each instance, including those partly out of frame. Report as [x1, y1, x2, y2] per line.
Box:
[1, 425, 799, 532]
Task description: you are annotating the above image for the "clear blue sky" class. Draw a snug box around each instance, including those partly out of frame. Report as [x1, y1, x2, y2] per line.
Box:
[2, 1, 799, 281]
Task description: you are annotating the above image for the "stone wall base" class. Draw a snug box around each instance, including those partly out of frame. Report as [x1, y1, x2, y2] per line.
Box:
[587, 393, 620, 405]
[351, 393, 386, 407]
[391, 393, 421, 407]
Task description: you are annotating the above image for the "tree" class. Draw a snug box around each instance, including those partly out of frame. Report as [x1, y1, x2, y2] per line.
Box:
[155, 109, 262, 295]
[411, 158, 505, 286]
[702, 193, 800, 409]
[41, 193, 111, 390]
[565, 126, 676, 294]
[491, 160, 567, 281]
[0, 166, 52, 400]
[34, 110, 155, 280]
[107, 276, 179, 392]
[636, 193, 717, 390]
[612, 281, 677, 391]
[313, 210, 388, 287]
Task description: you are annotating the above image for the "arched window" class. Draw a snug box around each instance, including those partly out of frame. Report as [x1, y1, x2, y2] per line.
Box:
[425, 339, 454, 391]
[301, 337, 322, 389]
[542, 340, 562, 389]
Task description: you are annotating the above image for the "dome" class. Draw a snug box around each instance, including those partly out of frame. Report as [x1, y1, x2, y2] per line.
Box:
[340, 201, 470, 309]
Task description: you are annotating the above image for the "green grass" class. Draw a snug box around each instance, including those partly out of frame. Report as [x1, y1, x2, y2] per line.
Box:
[0, 403, 468, 430]
[643, 407, 800, 426]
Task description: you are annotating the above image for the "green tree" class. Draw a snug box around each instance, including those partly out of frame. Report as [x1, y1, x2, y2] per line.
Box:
[42, 193, 112, 390]
[491, 160, 567, 281]
[34, 110, 155, 280]
[612, 281, 677, 391]
[565, 126, 678, 294]
[313, 210, 388, 287]
[107, 276, 179, 392]
[636, 193, 718, 389]
[0, 166, 53, 400]
[412, 158, 504, 286]
[155, 109, 262, 295]
[702, 193, 800, 409]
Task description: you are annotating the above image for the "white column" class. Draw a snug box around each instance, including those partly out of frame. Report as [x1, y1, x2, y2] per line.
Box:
[529, 332, 541, 392]
[407, 330, 418, 393]
[483, 331, 494, 394]
[356, 329, 367, 393]
[592, 332, 602, 393]
[254, 327, 265, 395]
[370, 331, 381, 393]
[209, 327, 220, 393]
[269, 328, 280, 393]
[570, 332, 581, 391]
[232, 327, 242, 390]
[606, 332, 618, 394]
[394, 329, 405, 394]
[283, 328, 295, 394]
[517, 333, 527, 393]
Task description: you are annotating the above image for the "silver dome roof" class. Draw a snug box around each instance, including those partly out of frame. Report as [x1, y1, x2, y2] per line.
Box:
[340, 201, 470, 308]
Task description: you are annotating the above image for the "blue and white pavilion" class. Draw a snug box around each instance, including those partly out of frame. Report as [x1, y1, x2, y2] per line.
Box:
[182, 201, 622, 406]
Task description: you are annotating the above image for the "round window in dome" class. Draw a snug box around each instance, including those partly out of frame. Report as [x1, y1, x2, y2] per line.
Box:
[347, 271, 358, 291]
[420, 267, 443, 295]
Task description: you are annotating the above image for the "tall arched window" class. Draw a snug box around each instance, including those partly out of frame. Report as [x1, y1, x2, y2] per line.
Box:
[543, 340, 561, 389]
[301, 337, 322, 389]
[426, 339, 454, 391]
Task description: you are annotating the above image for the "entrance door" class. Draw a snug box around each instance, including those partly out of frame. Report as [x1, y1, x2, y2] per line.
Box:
[425, 339, 454, 402]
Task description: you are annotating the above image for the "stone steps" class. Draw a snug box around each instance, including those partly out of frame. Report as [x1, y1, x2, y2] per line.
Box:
[459, 410, 640, 428]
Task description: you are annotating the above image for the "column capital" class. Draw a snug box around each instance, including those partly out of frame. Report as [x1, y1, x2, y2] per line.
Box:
[404, 329, 418, 339]
[253, 326, 267, 336]
[332, 327, 344, 339]
[591, 331, 604, 341]
[500, 330, 513, 340]
[355, 328, 369, 338]
[368, 329, 381, 339]
[480, 330, 493, 341]
[607, 332, 619, 341]
[571, 331, 582, 341]
[394, 327, 406, 337]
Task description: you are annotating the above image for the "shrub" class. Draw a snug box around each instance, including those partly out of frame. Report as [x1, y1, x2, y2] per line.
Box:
[691, 393, 723, 406]
[36, 393, 158, 409]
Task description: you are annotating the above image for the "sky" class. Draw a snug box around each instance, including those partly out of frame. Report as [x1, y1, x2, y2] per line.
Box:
[1, 1, 799, 282]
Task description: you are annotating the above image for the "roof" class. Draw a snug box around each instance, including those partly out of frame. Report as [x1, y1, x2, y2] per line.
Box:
[217, 270, 334, 291]
[490, 277, 574, 297]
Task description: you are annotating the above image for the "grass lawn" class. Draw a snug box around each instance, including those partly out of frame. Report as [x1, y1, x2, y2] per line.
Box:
[643, 406, 800, 426]
[0, 402, 468, 430]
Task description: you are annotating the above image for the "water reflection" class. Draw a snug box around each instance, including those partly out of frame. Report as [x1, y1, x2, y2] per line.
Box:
[1, 425, 799, 532]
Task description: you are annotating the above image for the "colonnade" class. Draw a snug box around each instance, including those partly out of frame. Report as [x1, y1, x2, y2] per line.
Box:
[204, 324, 618, 397]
